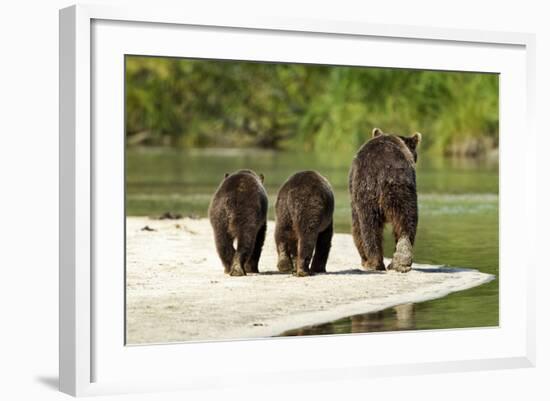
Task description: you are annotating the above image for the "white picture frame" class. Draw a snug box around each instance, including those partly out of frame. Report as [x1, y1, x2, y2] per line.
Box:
[59, 3, 536, 397]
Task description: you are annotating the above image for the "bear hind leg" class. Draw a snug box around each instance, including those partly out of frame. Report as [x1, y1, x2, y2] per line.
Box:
[310, 221, 333, 274]
[351, 207, 368, 267]
[230, 229, 256, 277]
[359, 209, 385, 271]
[275, 222, 295, 273]
[388, 215, 416, 273]
[295, 234, 316, 277]
[244, 223, 266, 274]
[213, 225, 235, 274]
[388, 236, 413, 273]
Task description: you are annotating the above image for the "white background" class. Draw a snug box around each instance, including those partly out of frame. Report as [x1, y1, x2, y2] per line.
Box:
[0, 0, 548, 400]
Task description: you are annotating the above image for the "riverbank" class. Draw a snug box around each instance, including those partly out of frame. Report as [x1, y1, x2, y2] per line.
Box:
[126, 217, 494, 344]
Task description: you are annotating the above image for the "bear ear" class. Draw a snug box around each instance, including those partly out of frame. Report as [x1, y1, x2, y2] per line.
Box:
[372, 128, 383, 138]
[259, 173, 265, 183]
[224, 172, 230, 179]
[410, 132, 422, 147]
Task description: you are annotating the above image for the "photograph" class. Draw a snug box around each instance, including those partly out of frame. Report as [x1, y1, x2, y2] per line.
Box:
[124, 55, 499, 345]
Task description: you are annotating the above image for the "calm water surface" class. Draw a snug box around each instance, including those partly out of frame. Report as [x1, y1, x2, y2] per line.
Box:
[126, 147, 499, 333]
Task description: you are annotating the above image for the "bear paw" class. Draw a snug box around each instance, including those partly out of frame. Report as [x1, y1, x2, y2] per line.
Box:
[310, 263, 327, 274]
[277, 257, 294, 273]
[244, 262, 259, 274]
[361, 260, 386, 271]
[389, 237, 413, 273]
[294, 268, 310, 277]
[229, 260, 246, 276]
[229, 267, 246, 276]
[387, 261, 412, 273]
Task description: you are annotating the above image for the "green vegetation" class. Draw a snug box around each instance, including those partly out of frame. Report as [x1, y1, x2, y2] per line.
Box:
[126, 56, 498, 157]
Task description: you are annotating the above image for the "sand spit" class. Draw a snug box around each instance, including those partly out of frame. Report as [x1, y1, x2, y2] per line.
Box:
[126, 217, 494, 344]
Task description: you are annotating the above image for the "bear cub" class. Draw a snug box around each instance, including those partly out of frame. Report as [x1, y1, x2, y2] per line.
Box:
[349, 128, 422, 273]
[275, 170, 334, 276]
[208, 169, 268, 276]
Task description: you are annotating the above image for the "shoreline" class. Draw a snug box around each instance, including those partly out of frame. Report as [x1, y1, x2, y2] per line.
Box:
[126, 217, 494, 344]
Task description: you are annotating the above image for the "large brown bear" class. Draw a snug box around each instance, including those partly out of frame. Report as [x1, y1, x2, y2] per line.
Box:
[349, 128, 422, 273]
[208, 169, 268, 276]
[275, 171, 334, 277]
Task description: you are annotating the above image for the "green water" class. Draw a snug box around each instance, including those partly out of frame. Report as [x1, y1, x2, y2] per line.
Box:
[126, 147, 499, 332]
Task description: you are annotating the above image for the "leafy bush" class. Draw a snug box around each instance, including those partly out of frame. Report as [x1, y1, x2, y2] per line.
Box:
[126, 56, 498, 157]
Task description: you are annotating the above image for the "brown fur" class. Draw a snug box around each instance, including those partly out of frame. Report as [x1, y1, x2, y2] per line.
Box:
[349, 128, 421, 272]
[208, 169, 268, 276]
[275, 171, 334, 276]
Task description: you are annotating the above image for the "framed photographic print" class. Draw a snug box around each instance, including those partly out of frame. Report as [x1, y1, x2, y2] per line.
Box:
[59, 4, 536, 396]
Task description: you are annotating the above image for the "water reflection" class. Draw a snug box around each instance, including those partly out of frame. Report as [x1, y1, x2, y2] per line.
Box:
[282, 304, 416, 336]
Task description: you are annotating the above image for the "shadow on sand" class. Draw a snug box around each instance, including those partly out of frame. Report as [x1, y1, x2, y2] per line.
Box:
[258, 268, 385, 276]
[412, 266, 473, 274]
